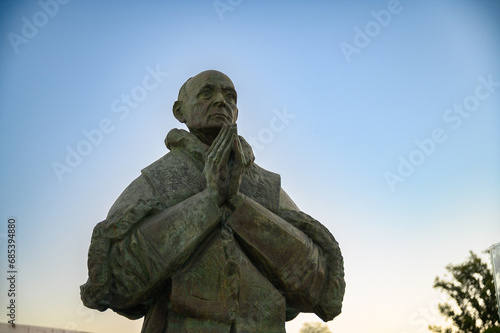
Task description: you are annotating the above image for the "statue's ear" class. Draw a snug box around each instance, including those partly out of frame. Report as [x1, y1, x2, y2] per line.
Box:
[173, 101, 185, 123]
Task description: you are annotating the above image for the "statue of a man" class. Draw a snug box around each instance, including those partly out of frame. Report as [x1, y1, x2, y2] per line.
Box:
[81, 70, 345, 332]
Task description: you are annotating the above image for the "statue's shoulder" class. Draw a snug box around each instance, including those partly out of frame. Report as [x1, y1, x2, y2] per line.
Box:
[241, 163, 281, 212]
[106, 147, 204, 220]
[105, 151, 177, 219]
[141, 149, 205, 207]
[106, 172, 158, 221]
[245, 162, 280, 183]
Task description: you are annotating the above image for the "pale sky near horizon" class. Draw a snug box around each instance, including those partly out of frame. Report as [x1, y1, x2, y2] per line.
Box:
[1, 1, 499, 332]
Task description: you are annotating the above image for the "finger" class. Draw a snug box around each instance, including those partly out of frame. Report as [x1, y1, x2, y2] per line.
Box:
[213, 131, 233, 200]
[208, 124, 232, 157]
[207, 125, 230, 160]
[228, 137, 245, 196]
[208, 126, 232, 174]
[216, 128, 233, 167]
[207, 124, 229, 156]
[232, 135, 246, 166]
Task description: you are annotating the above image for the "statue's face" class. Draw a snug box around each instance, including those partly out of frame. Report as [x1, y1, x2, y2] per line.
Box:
[181, 71, 238, 132]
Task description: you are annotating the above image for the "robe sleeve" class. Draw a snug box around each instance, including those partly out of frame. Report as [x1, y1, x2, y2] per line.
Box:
[227, 194, 327, 312]
[107, 190, 222, 313]
[81, 172, 221, 319]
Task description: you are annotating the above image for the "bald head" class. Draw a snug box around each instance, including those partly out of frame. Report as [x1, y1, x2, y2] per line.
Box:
[173, 70, 238, 141]
[178, 70, 235, 102]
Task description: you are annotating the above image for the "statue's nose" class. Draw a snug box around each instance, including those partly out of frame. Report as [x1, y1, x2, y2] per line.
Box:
[213, 91, 226, 107]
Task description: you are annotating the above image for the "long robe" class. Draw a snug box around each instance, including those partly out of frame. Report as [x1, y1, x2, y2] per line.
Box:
[81, 128, 345, 333]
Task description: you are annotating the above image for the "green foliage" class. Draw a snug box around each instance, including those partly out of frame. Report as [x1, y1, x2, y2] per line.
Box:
[482, 328, 500, 333]
[299, 321, 332, 333]
[429, 251, 500, 333]
[428, 326, 452, 333]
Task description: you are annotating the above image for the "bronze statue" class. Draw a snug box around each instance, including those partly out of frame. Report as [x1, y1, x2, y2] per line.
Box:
[81, 70, 345, 332]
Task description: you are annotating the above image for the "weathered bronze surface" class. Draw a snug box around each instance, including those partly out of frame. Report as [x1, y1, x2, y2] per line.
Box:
[81, 70, 345, 332]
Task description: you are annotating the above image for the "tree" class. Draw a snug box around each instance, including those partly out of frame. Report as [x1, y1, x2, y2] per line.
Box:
[483, 328, 500, 333]
[429, 250, 500, 333]
[299, 321, 332, 333]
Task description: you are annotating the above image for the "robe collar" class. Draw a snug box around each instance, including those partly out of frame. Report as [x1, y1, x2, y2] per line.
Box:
[165, 128, 255, 167]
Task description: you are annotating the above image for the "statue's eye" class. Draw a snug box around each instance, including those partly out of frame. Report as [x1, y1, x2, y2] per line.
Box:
[225, 91, 236, 103]
[200, 89, 212, 99]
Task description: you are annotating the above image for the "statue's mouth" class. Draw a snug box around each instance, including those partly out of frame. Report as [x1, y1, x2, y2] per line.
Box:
[209, 112, 230, 121]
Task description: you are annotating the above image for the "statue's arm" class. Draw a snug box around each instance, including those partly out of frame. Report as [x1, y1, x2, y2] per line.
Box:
[107, 188, 222, 311]
[227, 194, 327, 312]
[93, 125, 238, 314]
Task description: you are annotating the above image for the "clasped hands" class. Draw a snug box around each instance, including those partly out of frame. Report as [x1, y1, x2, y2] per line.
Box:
[204, 124, 246, 208]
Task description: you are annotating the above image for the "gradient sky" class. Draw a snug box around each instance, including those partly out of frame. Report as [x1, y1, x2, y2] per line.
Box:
[1, 1, 499, 332]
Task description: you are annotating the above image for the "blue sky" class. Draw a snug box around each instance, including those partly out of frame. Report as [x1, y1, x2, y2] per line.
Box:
[1, 1, 499, 332]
